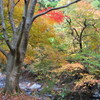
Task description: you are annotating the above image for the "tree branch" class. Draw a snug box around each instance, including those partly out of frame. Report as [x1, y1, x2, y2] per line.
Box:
[73, 28, 80, 38]
[7, 0, 16, 34]
[16, 17, 26, 50]
[26, 0, 37, 27]
[24, 0, 30, 17]
[14, 0, 20, 6]
[27, 0, 37, 18]
[0, 0, 14, 52]
[32, 0, 81, 21]
[16, 0, 30, 33]
[80, 19, 87, 39]
[15, 0, 31, 50]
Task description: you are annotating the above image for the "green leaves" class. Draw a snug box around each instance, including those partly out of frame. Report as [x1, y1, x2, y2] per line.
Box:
[92, 0, 100, 9]
[67, 50, 100, 78]
[0, 34, 4, 39]
[38, 0, 58, 8]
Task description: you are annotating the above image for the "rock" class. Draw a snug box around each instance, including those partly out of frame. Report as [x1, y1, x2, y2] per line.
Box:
[25, 90, 32, 95]
[28, 83, 41, 90]
[19, 82, 29, 90]
[0, 83, 5, 88]
[0, 72, 5, 88]
[92, 89, 100, 99]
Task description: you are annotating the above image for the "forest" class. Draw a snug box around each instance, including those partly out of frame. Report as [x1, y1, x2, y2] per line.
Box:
[0, 0, 100, 100]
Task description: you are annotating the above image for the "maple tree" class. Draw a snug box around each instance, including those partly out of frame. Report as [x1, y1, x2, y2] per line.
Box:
[0, 0, 81, 93]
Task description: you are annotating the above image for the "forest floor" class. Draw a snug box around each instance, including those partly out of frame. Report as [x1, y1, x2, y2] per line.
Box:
[0, 73, 42, 100]
[0, 90, 40, 100]
[0, 62, 100, 100]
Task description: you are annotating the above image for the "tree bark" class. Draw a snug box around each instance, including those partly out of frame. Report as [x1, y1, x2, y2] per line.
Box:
[79, 40, 83, 52]
[4, 30, 29, 93]
[4, 52, 22, 93]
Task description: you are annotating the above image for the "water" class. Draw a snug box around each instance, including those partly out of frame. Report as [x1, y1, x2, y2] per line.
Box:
[19, 81, 42, 95]
[0, 73, 5, 88]
[0, 72, 100, 100]
[0, 72, 42, 95]
[92, 89, 100, 100]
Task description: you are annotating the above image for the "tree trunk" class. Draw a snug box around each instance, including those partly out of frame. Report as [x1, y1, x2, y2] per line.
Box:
[79, 41, 82, 52]
[4, 29, 29, 93]
[79, 36, 83, 52]
[4, 52, 22, 93]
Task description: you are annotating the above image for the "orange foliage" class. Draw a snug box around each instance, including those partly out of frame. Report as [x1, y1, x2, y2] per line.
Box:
[52, 63, 84, 72]
[74, 74, 100, 92]
[24, 56, 34, 65]
[0, 52, 6, 64]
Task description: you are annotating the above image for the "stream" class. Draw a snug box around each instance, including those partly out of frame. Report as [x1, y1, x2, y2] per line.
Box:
[0, 72, 42, 95]
[0, 72, 100, 100]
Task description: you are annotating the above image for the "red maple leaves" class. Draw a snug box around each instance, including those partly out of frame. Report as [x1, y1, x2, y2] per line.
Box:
[37, 7, 70, 23]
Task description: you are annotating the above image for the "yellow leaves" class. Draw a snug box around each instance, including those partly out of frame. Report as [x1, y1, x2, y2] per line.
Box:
[94, 10, 100, 18]
[77, 1, 92, 10]
[13, 1, 24, 22]
[70, 54, 76, 57]
[31, 44, 66, 69]
[76, 1, 99, 19]
[42, 45, 66, 66]
[86, 33, 100, 50]
[57, 0, 72, 6]
[76, 74, 95, 83]
[25, 44, 35, 65]
[52, 63, 84, 73]
[29, 16, 56, 47]
[74, 74, 99, 92]
[26, 44, 34, 56]
[24, 55, 34, 65]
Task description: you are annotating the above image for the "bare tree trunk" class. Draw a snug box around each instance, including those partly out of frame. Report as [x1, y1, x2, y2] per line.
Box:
[4, 30, 29, 93]
[4, 52, 22, 93]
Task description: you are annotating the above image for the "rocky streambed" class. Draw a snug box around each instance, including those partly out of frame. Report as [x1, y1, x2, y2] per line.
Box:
[0, 72, 42, 95]
[0, 72, 100, 100]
